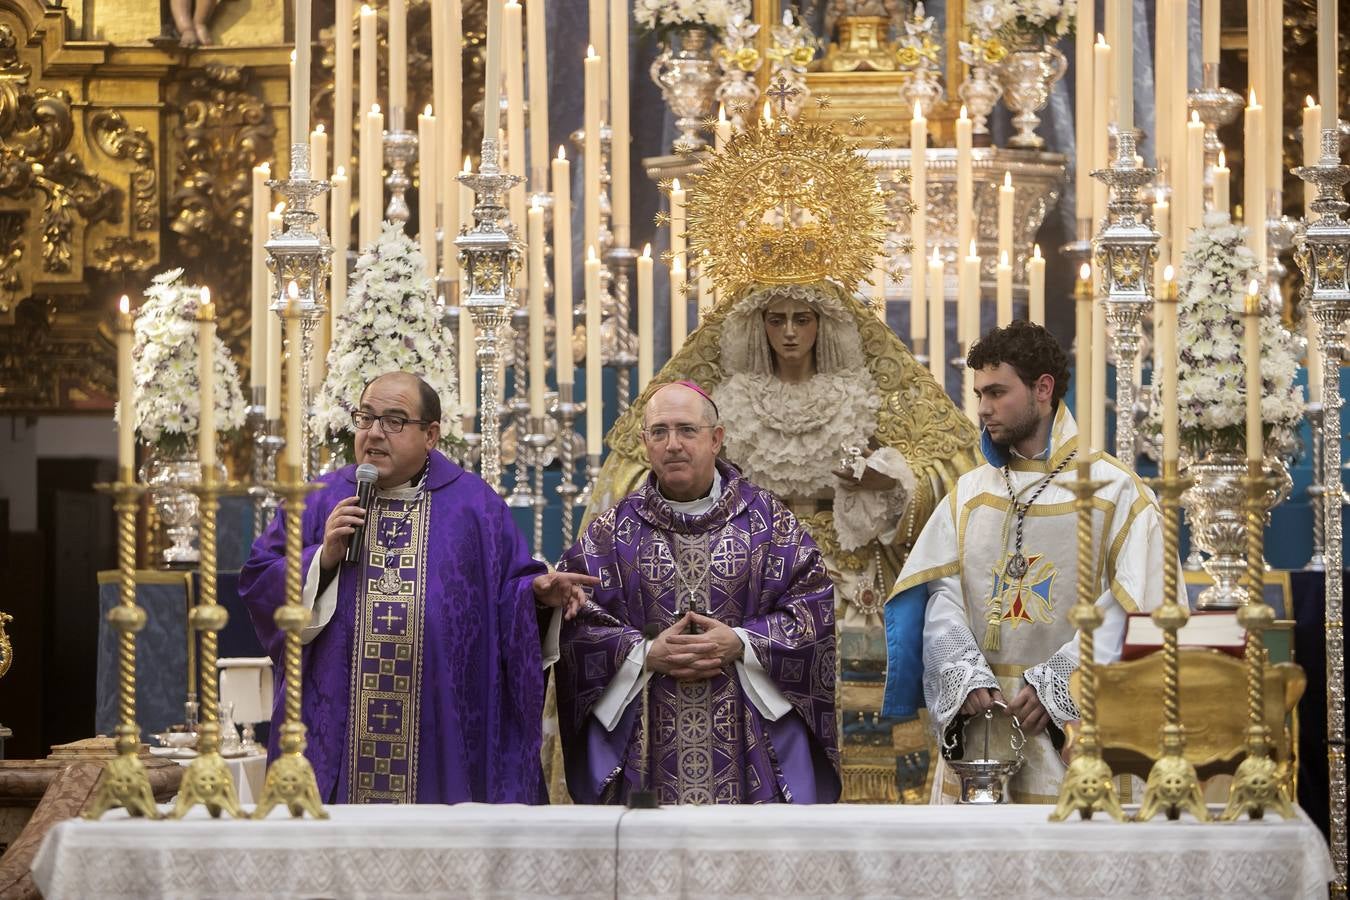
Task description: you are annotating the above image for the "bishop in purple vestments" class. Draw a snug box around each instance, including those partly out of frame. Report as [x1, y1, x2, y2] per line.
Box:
[556, 382, 841, 804]
[240, 373, 594, 805]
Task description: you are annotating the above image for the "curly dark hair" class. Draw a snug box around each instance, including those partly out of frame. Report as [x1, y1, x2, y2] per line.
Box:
[966, 321, 1071, 405]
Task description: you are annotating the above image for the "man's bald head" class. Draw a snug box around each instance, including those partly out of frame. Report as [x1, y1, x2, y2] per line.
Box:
[645, 382, 718, 428]
[361, 372, 441, 422]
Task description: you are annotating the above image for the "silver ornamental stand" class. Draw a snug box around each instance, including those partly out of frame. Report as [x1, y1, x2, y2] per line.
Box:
[456, 137, 523, 493]
[265, 142, 332, 483]
[1093, 131, 1159, 465]
[1293, 126, 1348, 895]
[383, 121, 418, 226]
[551, 383, 585, 543]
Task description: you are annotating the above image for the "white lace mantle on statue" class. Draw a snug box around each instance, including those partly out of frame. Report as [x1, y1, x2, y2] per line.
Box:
[713, 370, 914, 551]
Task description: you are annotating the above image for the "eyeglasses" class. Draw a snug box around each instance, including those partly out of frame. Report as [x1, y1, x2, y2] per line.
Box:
[351, 411, 434, 434]
[642, 424, 717, 443]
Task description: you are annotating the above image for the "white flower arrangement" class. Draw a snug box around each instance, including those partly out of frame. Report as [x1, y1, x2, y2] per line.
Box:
[1146, 214, 1305, 458]
[633, 0, 751, 38]
[314, 222, 463, 459]
[123, 268, 247, 454]
[964, 0, 1077, 40]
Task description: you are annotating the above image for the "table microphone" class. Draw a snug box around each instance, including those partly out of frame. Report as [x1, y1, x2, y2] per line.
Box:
[343, 463, 379, 565]
[627, 622, 663, 810]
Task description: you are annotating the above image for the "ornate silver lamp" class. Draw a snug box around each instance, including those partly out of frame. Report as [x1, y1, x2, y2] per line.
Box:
[455, 137, 524, 493]
[1092, 131, 1158, 464]
[1293, 126, 1349, 894]
[265, 142, 332, 482]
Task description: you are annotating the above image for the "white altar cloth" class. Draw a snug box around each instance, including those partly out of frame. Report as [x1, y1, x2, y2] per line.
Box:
[32, 803, 1333, 899]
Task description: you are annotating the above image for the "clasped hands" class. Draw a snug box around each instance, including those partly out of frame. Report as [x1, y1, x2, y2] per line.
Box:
[831, 446, 898, 492]
[646, 612, 744, 680]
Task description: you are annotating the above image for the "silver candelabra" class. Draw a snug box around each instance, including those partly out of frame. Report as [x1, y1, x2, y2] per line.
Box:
[551, 383, 584, 544]
[383, 124, 418, 226]
[1293, 125, 1349, 895]
[455, 137, 524, 493]
[265, 142, 332, 483]
[1093, 131, 1159, 465]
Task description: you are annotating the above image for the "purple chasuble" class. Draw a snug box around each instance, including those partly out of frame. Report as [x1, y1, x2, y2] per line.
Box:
[239, 450, 548, 804]
[557, 460, 841, 804]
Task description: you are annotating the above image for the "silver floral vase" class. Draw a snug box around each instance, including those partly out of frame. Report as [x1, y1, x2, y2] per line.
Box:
[650, 25, 719, 152]
[958, 63, 1002, 139]
[141, 447, 226, 567]
[1179, 449, 1292, 610]
[995, 29, 1067, 149]
[898, 66, 945, 120]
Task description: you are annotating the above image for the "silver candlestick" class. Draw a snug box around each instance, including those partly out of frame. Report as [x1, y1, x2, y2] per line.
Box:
[1305, 402, 1328, 571]
[552, 383, 584, 544]
[605, 244, 639, 413]
[1092, 131, 1159, 465]
[1188, 63, 1245, 186]
[524, 416, 550, 560]
[577, 452, 602, 517]
[383, 125, 418, 226]
[455, 137, 524, 493]
[265, 142, 332, 483]
[507, 302, 534, 508]
[252, 416, 284, 534]
[1293, 126, 1349, 895]
[246, 387, 271, 535]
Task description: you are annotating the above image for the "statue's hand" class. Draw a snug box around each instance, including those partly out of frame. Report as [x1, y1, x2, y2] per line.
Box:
[832, 451, 898, 492]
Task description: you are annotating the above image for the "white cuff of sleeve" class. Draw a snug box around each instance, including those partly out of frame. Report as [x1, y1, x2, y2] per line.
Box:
[732, 627, 793, 722]
[592, 642, 650, 732]
[540, 606, 562, 670]
[300, 553, 340, 645]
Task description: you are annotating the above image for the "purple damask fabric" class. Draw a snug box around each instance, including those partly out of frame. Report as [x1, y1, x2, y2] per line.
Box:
[556, 459, 840, 804]
[239, 450, 548, 804]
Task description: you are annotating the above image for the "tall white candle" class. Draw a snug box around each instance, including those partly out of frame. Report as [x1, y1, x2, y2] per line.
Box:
[292, 0, 312, 141]
[390, 0, 407, 126]
[526, 0, 549, 190]
[910, 102, 927, 344]
[197, 288, 216, 468]
[117, 296, 134, 470]
[266, 204, 285, 420]
[961, 241, 980, 423]
[552, 148, 574, 385]
[715, 104, 730, 151]
[359, 5, 376, 121]
[1304, 97, 1321, 218]
[1243, 94, 1267, 273]
[583, 47, 601, 259]
[1075, 0, 1096, 222]
[443, 0, 464, 277]
[637, 245, 653, 390]
[1027, 244, 1045, 325]
[527, 200, 546, 417]
[956, 106, 972, 279]
[1155, 0, 1173, 188]
[310, 125, 328, 238]
[361, 104, 384, 247]
[1114, 0, 1133, 132]
[251, 164, 270, 388]
[482, 0, 504, 140]
[670, 178, 686, 269]
[928, 247, 945, 383]
[418, 107, 438, 277]
[1075, 264, 1094, 450]
[670, 258, 687, 355]
[331, 167, 350, 328]
[585, 247, 603, 455]
[589, 0, 608, 111]
[505, 0, 526, 237]
[1245, 281, 1263, 462]
[335, 0, 354, 175]
[1202, 0, 1220, 65]
[998, 171, 1014, 262]
[1318, 0, 1338, 132]
[608, 0, 630, 247]
[1159, 268, 1179, 460]
[1186, 111, 1205, 241]
[1092, 37, 1111, 239]
[996, 251, 1013, 326]
[1152, 189, 1170, 358]
[458, 298, 476, 418]
[1213, 149, 1230, 216]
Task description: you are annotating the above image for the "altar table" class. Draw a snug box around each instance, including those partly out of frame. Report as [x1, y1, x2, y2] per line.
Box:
[31, 803, 1334, 899]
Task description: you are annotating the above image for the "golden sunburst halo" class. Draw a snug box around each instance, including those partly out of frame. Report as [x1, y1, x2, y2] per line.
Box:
[684, 115, 895, 297]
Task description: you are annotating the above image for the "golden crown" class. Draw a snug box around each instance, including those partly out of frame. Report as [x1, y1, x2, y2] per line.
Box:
[665, 102, 894, 298]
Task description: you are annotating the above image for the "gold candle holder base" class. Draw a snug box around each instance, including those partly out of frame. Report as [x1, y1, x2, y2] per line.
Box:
[1221, 466, 1296, 821]
[170, 473, 246, 819]
[1050, 464, 1126, 823]
[85, 476, 160, 820]
[252, 474, 327, 820]
[1137, 464, 1209, 822]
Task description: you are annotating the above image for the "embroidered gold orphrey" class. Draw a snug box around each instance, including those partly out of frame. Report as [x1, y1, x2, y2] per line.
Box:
[346, 496, 429, 803]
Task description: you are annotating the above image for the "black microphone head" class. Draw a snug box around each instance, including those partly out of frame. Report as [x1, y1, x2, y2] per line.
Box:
[355, 463, 379, 486]
[642, 623, 662, 641]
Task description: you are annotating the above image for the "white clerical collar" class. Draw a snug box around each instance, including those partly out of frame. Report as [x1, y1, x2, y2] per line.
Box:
[377, 460, 429, 500]
[663, 470, 723, 516]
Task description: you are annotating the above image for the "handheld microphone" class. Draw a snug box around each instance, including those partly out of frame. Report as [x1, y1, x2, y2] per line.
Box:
[343, 464, 379, 565]
[627, 622, 663, 810]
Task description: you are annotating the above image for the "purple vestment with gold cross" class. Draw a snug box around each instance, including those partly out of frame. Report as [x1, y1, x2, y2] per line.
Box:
[240, 450, 548, 804]
[556, 460, 841, 804]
